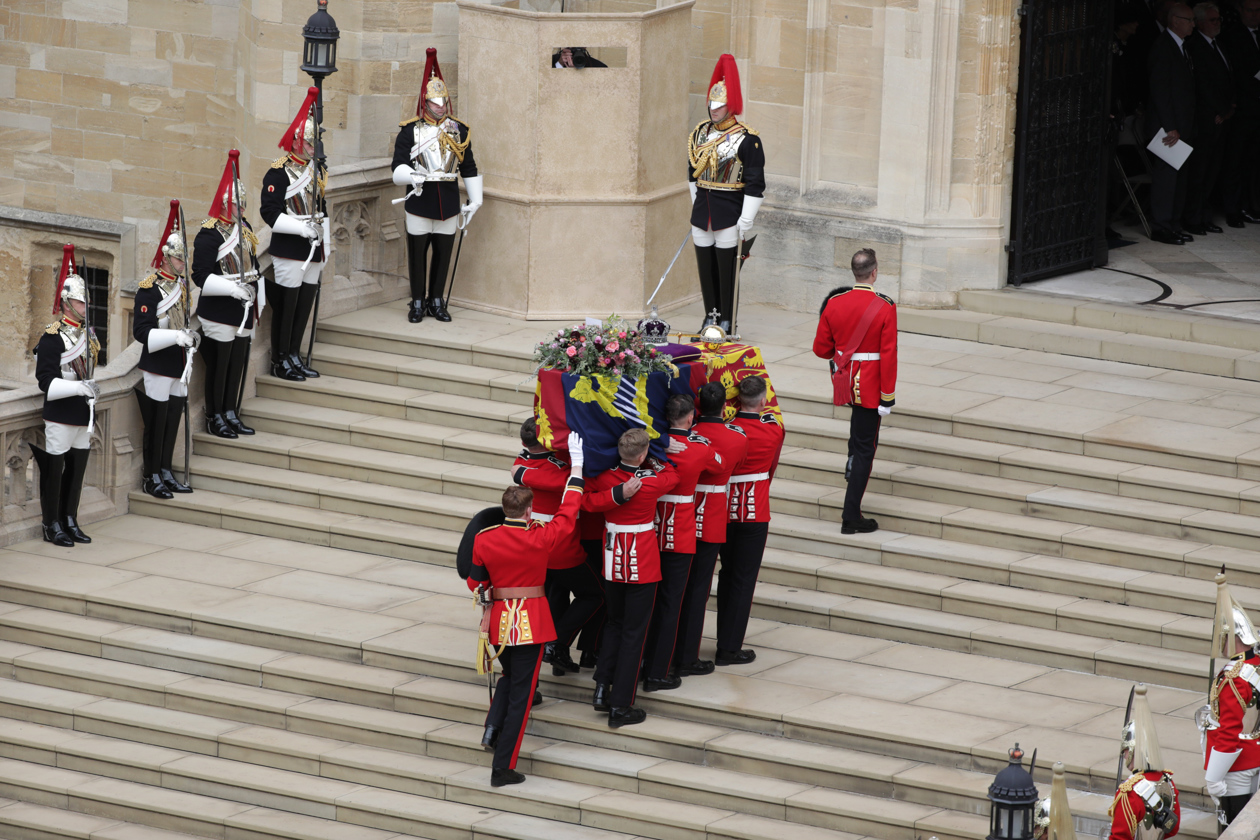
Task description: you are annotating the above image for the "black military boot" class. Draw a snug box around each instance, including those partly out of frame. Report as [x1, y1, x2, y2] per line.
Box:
[694, 244, 719, 331]
[201, 338, 237, 439]
[427, 232, 455, 322]
[289, 282, 320, 378]
[269, 285, 304, 382]
[223, 337, 255, 435]
[406, 233, 429, 323]
[61, 447, 92, 543]
[715, 245, 737, 335]
[30, 445, 74, 547]
[135, 390, 172, 500]
[161, 395, 192, 493]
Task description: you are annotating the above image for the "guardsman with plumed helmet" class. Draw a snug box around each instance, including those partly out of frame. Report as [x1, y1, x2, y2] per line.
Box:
[32, 244, 100, 547]
[1110, 685, 1180, 840]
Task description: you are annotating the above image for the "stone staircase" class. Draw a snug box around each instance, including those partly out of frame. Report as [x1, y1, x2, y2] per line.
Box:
[1, 299, 1253, 839]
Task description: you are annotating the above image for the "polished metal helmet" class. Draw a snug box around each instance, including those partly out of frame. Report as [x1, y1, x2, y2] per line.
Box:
[161, 230, 186, 264]
[1033, 797, 1052, 840]
[61, 271, 88, 308]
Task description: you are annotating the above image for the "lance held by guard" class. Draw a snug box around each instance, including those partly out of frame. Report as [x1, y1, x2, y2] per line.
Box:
[32, 244, 100, 546]
[194, 149, 260, 440]
[262, 86, 327, 382]
[133, 199, 198, 499]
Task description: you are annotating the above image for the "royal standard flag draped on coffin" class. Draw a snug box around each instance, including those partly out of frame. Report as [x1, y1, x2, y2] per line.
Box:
[533, 342, 780, 475]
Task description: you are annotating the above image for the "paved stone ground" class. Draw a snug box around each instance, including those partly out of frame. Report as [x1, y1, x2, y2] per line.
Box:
[1020, 219, 1260, 322]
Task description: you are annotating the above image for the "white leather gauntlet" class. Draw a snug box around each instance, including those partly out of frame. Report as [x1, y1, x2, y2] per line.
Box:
[46, 378, 83, 401]
[737, 195, 763, 233]
[147, 328, 182, 352]
[392, 164, 416, 187]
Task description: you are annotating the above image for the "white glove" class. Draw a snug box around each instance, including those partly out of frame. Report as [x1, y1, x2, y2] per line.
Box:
[689, 181, 698, 204]
[462, 175, 484, 226]
[272, 213, 320, 241]
[737, 195, 763, 234]
[147, 328, 183, 352]
[877, 405, 891, 417]
[567, 431, 585, 473]
[81, 380, 99, 400]
[46, 378, 84, 401]
[1207, 779, 1227, 801]
[177, 330, 196, 348]
[1205, 747, 1240, 802]
[392, 164, 417, 188]
[203, 274, 251, 300]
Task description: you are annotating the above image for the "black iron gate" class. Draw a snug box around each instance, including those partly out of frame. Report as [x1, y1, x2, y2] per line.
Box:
[1008, 0, 1114, 286]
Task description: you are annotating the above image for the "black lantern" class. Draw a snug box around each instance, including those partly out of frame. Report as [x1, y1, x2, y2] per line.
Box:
[987, 744, 1039, 840]
[301, 0, 339, 78]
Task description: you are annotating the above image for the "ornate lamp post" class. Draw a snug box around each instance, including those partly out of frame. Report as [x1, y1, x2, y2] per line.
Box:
[988, 744, 1039, 840]
[299, 0, 338, 363]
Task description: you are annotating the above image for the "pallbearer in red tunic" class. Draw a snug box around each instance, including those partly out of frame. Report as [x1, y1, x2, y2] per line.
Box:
[718, 376, 784, 666]
[1200, 573, 1260, 824]
[812, 247, 897, 533]
[511, 418, 603, 677]
[583, 428, 679, 727]
[469, 431, 585, 787]
[641, 394, 722, 690]
[1110, 684, 1179, 840]
[674, 382, 748, 676]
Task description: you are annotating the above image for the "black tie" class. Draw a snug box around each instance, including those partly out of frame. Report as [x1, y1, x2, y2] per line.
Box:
[1183, 43, 1194, 72]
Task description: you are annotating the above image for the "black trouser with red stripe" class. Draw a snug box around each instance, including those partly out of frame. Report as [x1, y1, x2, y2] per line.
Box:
[717, 522, 768, 652]
[642, 551, 692, 680]
[674, 540, 722, 667]
[594, 580, 658, 708]
[485, 643, 543, 770]
[547, 563, 605, 650]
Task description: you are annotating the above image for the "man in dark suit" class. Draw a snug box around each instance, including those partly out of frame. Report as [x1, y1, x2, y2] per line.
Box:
[1146, 2, 1199, 244]
[1183, 2, 1236, 234]
[1219, 0, 1260, 227]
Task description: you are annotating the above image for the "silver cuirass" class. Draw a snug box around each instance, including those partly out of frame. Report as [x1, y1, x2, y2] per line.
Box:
[412, 118, 462, 181]
[690, 121, 747, 191]
[155, 274, 188, 332]
[283, 160, 316, 217]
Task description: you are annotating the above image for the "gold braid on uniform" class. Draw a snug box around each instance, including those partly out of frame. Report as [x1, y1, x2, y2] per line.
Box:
[138, 272, 158, 290]
[44, 322, 61, 335]
[1211, 657, 1247, 720]
[688, 119, 748, 180]
[399, 115, 420, 127]
[89, 331, 101, 362]
[243, 227, 259, 251]
[1108, 771, 1174, 833]
[271, 157, 286, 169]
[202, 218, 217, 229]
[439, 124, 471, 163]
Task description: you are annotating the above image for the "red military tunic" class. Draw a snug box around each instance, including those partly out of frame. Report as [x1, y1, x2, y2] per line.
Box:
[812, 283, 898, 409]
[512, 450, 586, 570]
[656, 428, 723, 555]
[728, 411, 785, 524]
[584, 459, 679, 584]
[1108, 771, 1179, 840]
[468, 475, 584, 646]
[693, 415, 748, 544]
[1206, 654, 1260, 772]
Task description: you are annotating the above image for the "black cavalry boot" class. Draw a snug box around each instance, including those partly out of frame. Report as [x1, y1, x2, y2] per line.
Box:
[269, 285, 304, 382]
[406, 233, 429, 323]
[715, 245, 738, 335]
[223, 337, 255, 435]
[61, 447, 92, 543]
[161, 394, 193, 493]
[426, 232, 456, 322]
[694, 244, 719, 330]
[290, 282, 321, 378]
[201, 338, 237, 439]
[135, 389, 172, 499]
[30, 445, 74, 547]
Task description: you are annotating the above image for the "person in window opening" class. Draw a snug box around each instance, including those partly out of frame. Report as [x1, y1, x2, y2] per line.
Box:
[553, 47, 607, 68]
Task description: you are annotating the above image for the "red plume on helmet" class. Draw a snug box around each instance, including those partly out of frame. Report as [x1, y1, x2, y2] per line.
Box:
[708, 53, 743, 116]
[54, 243, 76, 315]
[279, 86, 319, 156]
[208, 149, 241, 223]
[417, 47, 447, 117]
[152, 199, 181, 269]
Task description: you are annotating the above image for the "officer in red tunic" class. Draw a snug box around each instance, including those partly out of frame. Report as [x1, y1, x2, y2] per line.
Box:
[1200, 574, 1260, 823]
[133, 200, 197, 499]
[674, 382, 748, 676]
[812, 247, 897, 534]
[469, 431, 585, 787]
[641, 394, 723, 690]
[261, 86, 326, 382]
[1109, 684, 1180, 840]
[719, 376, 784, 666]
[511, 418, 604, 677]
[583, 428, 679, 727]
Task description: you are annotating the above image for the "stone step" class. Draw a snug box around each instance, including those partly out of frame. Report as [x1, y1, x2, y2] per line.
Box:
[0, 675, 986, 840]
[0, 609, 1214, 826]
[311, 309, 1260, 478]
[0, 795, 203, 840]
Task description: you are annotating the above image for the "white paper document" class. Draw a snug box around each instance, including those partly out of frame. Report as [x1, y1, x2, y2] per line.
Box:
[1146, 128, 1193, 170]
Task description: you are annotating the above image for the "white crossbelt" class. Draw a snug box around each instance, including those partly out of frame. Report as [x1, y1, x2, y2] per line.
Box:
[605, 522, 655, 534]
[531, 512, 554, 522]
[850, 353, 880, 361]
[695, 484, 727, 494]
[659, 494, 695, 504]
[730, 472, 770, 483]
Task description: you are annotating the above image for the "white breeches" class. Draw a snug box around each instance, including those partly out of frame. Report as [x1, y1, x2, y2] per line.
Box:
[1226, 767, 1260, 796]
[692, 225, 738, 248]
[405, 213, 459, 236]
[272, 256, 323, 288]
[201, 319, 252, 341]
[142, 371, 188, 402]
[45, 421, 90, 455]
